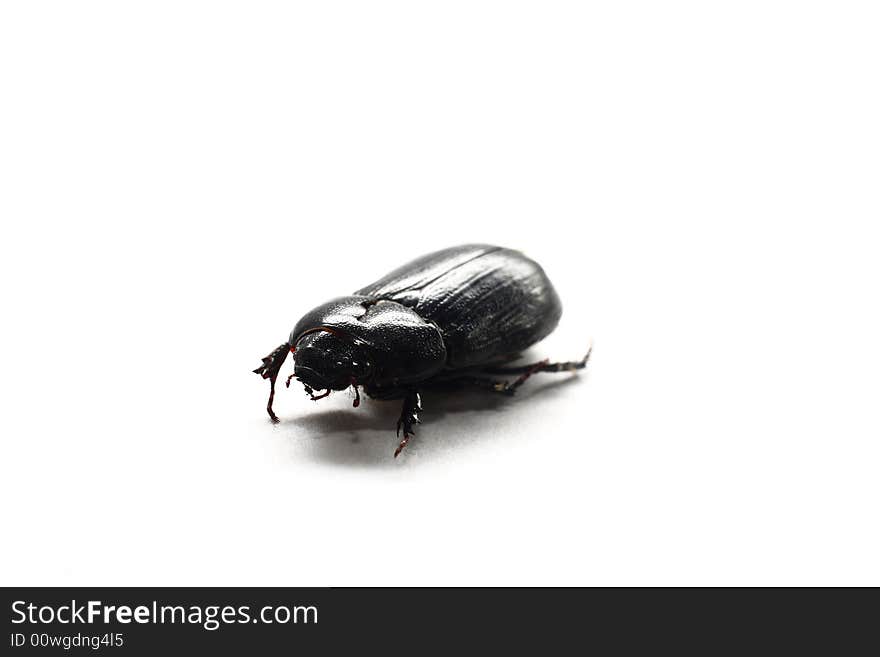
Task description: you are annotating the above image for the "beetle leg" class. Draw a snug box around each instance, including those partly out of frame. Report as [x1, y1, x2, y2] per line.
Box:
[253, 343, 292, 423]
[483, 347, 592, 377]
[394, 391, 422, 458]
[303, 384, 332, 401]
[479, 347, 593, 394]
[432, 376, 517, 395]
[266, 377, 280, 422]
[501, 358, 550, 393]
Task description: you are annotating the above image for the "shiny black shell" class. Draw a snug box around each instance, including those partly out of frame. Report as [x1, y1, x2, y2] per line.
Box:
[355, 244, 562, 369]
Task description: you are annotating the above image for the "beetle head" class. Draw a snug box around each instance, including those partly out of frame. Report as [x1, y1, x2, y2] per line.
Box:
[293, 330, 372, 391]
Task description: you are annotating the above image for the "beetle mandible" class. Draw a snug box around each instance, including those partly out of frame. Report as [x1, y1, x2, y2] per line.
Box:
[254, 244, 590, 457]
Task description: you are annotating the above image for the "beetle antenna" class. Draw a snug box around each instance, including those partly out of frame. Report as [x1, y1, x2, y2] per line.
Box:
[253, 343, 292, 423]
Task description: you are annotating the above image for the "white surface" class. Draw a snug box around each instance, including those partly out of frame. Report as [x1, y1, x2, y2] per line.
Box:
[1, 2, 879, 586]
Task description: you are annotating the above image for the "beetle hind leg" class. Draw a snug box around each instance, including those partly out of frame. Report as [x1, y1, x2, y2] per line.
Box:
[394, 391, 422, 458]
[431, 376, 517, 396]
[481, 346, 593, 394]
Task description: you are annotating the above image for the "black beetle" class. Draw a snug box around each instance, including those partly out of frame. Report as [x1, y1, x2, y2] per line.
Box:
[254, 244, 590, 456]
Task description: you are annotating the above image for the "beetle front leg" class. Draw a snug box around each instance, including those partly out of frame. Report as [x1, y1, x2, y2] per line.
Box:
[394, 391, 422, 458]
[253, 343, 292, 423]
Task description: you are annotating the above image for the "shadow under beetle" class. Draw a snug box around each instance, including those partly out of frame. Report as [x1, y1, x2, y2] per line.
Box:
[254, 244, 591, 457]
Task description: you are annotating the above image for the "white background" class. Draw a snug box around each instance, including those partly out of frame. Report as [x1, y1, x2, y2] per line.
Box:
[1, 2, 878, 586]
